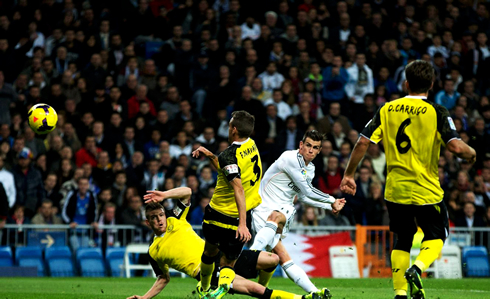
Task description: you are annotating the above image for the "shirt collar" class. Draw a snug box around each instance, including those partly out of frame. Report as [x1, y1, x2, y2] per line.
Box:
[405, 95, 427, 99]
[232, 138, 250, 145]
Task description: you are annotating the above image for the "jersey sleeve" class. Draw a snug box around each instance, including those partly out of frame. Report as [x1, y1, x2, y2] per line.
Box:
[434, 104, 460, 145]
[218, 146, 240, 182]
[280, 152, 336, 204]
[165, 199, 190, 220]
[297, 193, 332, 210]
[361, 105, 384, 143]
[149, 252, 167, 276]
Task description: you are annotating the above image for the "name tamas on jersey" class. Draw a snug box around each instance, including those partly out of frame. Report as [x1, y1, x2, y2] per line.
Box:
[238, 143, 258, 159]
[387, 103, 428, 116]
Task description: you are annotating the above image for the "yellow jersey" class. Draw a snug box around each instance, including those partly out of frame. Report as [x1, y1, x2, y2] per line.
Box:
[361, 96, 460, 205]
[210, 138, 262, 217]
[148, 200, 204, 278]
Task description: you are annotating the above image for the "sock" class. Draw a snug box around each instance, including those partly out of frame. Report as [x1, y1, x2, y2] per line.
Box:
[282, 260, 318, 293]
[200, 254, 215, 291]
[258, 266, 276, 287]
[391, 249, 410, 297]
[270, 290, 302, 299]
[218, 266, 235, 287]
[414, 239, 443, 272]
[250, 221, 278, 251]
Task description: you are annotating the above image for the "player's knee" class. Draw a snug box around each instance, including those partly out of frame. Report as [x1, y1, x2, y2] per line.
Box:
[394, 234, 415, 252]
[201, 252, 216, 264]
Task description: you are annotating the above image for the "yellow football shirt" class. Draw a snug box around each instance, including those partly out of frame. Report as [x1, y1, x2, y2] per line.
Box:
[210, 138, 262, 218]
[148, 200, 204, 278]
[361, 96, 460, 205]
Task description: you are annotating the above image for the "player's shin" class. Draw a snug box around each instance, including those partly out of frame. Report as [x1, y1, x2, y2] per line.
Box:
[218, 266, 236, 288]
[259, 288, 302, 299]
[251, 221, 278, 251]
[391, 249, 410, 297]
[200, 253, 216, 291]
[282, 260, 318, 293]
[414, 239, 443, 273]
[258, 266, 276, 287]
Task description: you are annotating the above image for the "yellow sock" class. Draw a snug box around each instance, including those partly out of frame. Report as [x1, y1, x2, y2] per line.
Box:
[200, 261, 215, 291]
[414, 239, 443, 272]
[270, 290, 302, 299]
[258, 269, 275, 287]
[391, 249, 410, 297]
[218, 267, 236, 287]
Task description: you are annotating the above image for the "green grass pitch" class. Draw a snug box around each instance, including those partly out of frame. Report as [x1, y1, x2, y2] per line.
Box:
[1, 277, 490, 298]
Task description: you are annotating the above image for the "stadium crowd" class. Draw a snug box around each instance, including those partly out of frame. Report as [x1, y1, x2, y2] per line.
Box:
[0, 0, 490, 248]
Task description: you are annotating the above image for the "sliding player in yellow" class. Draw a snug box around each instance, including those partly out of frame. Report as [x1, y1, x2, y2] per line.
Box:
[126, 187, 323, 299]
[340, 60, 476, 299]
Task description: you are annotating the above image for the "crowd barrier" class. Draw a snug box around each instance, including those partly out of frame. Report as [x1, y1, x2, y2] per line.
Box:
[1, 224, 489, 278]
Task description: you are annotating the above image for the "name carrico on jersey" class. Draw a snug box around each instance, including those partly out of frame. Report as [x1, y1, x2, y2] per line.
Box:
[239, 143, 258, 159]
[387, 104, 428, 115]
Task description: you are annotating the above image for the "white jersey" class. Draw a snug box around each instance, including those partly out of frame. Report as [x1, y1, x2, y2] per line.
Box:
[258, 150, 336, 211]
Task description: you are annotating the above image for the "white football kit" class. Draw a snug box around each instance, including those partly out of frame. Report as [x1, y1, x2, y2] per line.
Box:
[251, 149, 336, 250]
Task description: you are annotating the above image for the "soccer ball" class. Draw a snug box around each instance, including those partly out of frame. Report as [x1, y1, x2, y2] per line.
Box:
[28, 103, 58, 134]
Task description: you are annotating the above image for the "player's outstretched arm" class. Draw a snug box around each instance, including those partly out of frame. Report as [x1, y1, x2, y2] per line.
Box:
[446, 139, 477, 164]
[230, 178, 251, 242]
[298, 195, 346, 214]
[340, 136, 370, 195]
[192, 146, 219, 169]
[126, 270, 170, 299]
[144, 187, 192, 205]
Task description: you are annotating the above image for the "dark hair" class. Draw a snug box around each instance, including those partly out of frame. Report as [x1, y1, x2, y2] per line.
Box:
[145, 202, 164, 217]
[41, 199, 53, 206]
[405, 60, 435, 94]
[302, 130, 325, 143]
[230, 111, 255, 138]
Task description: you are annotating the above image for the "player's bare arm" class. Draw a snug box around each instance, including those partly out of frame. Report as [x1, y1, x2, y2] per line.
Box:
[144, 187, 192, 205]
[192, 146, 219, 169]
[340, 136, 371, 195]
[446, 139, 477, 164]
[230, 178, 251, 242]
[126, 270, 170, 299]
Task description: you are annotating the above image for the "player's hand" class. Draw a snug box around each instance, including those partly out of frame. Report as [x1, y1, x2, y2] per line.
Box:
[126, 295, 143, 299]
[340, 176, 357, 195]
[192, 146, 213, 159]
[144, 190, 166, 203]
[332, 198, 346, 214]
[236, 224, 251, 242]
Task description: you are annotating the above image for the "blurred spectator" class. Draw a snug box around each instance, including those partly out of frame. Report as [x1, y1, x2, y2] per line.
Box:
[120, 195, 148, 243]
[75, 135, 101, 167]
[318, 155, 343, 198]
[92, 151, 113, 189]
[264, 89, 292, 121]
[96, 202, 118, 251]
[31, 199, 63, 226]
[143, 159, 165, 191]
[6, 204, 30, 245]
[317, 102, 351, 136]
[365, 181, 388, 226]
[0, 71, 17, 125]
[190, 197, 210, 226]
[322, 56, 348, 104]
[127, 84, 157, 120]
[62, 177, 97, 224]
[44, 173, 62, 210]
[435, 78, 460, 110]
[345, 53, 374, 107]
[0, 156, 16, 208]
[13, 148, 45, 218]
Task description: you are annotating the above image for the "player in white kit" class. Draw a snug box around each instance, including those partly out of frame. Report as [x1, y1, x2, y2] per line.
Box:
[250, 130, 346, 297]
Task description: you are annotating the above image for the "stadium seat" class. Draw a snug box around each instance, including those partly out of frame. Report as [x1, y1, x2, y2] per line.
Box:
[16, 246, 45, 276]
[106, 247, 126, 277]
[76, 247, 106, 277]
[45, 246, 75, 277]
[0, 246, 13, 267]
[462, 246, 490, 277]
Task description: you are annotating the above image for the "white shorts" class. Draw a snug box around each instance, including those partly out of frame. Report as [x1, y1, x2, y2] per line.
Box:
[251, 204, 296, 251]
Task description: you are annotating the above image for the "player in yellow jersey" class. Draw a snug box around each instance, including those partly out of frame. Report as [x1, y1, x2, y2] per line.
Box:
[340, 60, 476, 299]
[126, 187, 325, 299]
[192, 111, 263, 299]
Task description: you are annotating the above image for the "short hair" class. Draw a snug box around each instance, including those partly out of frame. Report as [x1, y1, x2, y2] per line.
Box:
[405, 60, 435, 94]
[230, 111, 255, 138]
[302, 130, 325, 143]
[104, 202, 116, 211]
[145, 202, 164, 217]
[41, 199, 53, 206]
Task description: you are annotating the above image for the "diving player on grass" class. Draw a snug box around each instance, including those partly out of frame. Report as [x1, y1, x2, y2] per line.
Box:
[126, 187, 324, 299]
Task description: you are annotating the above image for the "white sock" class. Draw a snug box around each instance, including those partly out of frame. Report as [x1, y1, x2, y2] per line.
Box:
[282, 260, 318, 293]
[250, 221, 278, 251]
